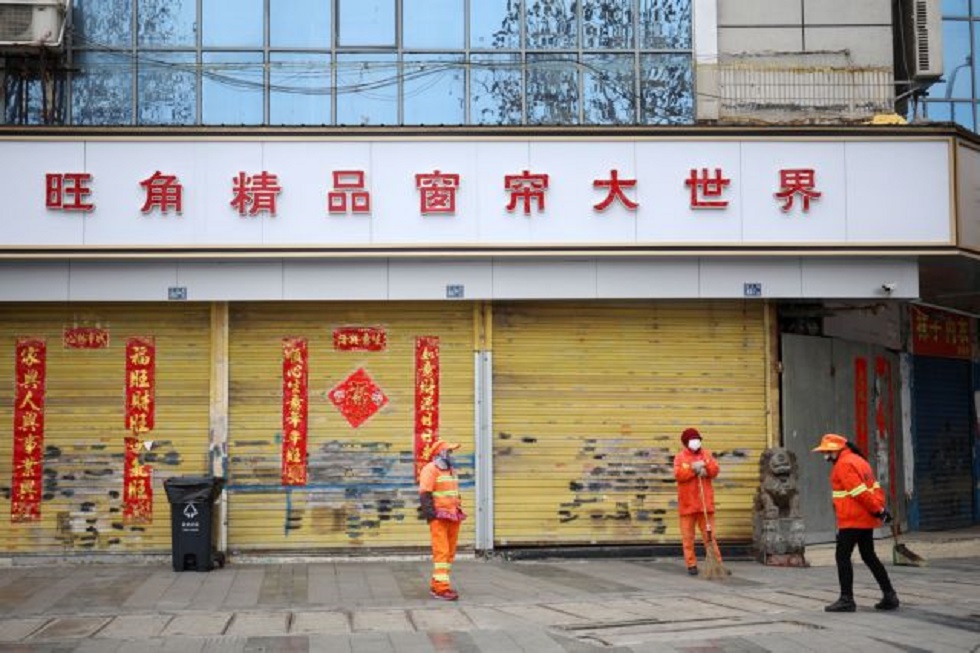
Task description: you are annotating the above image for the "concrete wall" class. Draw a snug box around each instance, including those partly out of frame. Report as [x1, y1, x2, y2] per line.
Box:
[708, 0, 896, 123]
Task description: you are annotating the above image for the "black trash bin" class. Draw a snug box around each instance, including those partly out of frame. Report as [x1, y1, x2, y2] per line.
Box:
[163, 476, 226, 572]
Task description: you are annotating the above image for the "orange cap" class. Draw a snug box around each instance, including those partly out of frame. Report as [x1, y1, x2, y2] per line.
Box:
[432, 440, 461, 455]
[812, 433, 848, 453]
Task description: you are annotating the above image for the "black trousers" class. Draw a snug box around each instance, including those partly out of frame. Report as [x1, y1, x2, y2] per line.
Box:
[835, 528, 895, 598]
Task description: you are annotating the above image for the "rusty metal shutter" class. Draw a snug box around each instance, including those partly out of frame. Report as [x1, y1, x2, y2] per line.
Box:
[226, 302, 475, 552]
[491, 301, 769, 547]
[0, 303, 211, 556]
[911, 355, 973, 531]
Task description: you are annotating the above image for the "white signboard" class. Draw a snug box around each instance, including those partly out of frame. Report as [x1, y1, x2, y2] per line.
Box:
[0, 137, 953, 250]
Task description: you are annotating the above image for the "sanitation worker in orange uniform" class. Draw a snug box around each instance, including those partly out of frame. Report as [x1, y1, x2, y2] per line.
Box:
[673, 427, 723, 575]
[812, 433, 899, 612]
[418, 440, 466, 601]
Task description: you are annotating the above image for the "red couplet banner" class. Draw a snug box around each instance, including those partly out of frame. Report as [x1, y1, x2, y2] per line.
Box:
[12, 339, 46, 522]
[282, 337, 309, 486]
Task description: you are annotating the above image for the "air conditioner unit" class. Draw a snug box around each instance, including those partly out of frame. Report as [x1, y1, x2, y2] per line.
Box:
[0, 0, 68, 49]
[908, 0, 943, 80]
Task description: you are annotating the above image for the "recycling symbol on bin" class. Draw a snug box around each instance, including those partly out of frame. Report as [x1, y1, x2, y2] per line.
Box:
[182, 503, 199, 519]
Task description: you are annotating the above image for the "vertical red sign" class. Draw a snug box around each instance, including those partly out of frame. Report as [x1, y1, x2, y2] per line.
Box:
[11, 339, 46, 522]
[414, 336, 440, 480]
[124, 337, 155, 523]
[282, 338, 309, 486]
[854, 357, 869, 459]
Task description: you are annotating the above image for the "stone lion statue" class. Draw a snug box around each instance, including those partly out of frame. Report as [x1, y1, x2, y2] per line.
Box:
[754, 447, 801, 519]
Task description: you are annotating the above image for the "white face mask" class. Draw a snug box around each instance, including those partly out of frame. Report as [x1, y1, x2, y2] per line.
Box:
[435, 452, 452, 469]
[824, 453, 834, 462]
[688, 439, 702, 451]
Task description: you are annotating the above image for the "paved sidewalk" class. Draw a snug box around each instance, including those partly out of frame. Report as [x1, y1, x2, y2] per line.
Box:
[0, 529, 978, 652]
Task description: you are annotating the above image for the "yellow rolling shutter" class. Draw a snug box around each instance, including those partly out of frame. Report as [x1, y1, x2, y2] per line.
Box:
[227, 302, 474, 552]
[492, 301, 768, 547]
[0, 303, 211, 556]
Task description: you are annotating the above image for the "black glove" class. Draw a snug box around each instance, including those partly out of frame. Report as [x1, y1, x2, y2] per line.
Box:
[876, 509, 893, 524]
[419, 492, 436, 522]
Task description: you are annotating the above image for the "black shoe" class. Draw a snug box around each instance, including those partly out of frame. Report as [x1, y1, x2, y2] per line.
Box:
[687, 566, 698, 576]
[825, 597, 856, 612]
[875, 592, 899, 610]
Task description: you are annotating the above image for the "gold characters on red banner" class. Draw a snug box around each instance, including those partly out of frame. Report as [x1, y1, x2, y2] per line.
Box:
[282, 338, 309, 485]
[124, 337, 155, 523]
[414, 336, 440, 480]
[11, 339, 46, 522]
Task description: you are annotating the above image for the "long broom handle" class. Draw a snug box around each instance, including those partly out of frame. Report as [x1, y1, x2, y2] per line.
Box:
[697, 474, 712, 540]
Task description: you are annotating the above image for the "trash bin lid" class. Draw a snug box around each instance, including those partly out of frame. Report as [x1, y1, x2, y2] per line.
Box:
[163, 476, 225, 503]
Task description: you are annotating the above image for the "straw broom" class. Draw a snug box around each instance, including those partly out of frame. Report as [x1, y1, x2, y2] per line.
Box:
[697, 475, 729, 580]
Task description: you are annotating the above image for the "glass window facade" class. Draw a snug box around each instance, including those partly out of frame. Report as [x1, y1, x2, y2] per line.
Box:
[4, 0, 694, 126]
[924, 1, 980, 130]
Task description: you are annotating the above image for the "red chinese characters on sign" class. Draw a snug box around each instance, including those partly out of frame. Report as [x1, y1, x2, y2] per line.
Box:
[911, 306, 974, 359]
[45, 173, 95, 212]
[63, 326, 110, 349]
[124, 337, 155, 523]
[328, 170, 371, 214]
[685, 168, 730, 209]
[333, 327, 387, 352]
[505, 170, 549, 215]
[414, 336, 440, 480]
[282, 338, 308, 486]
[774, 168, 821, 212]
[230, 171, 282, 216]
[416, 170, 460, 215]
[328, 368, 388, 428]
[40, 163, 833, 219]
[140, 171, 183, 215]
[593, 169, 639, 212]
[11, 339, 46, 522]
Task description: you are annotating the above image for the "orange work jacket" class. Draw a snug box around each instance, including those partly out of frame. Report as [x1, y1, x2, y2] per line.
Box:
[673, 447, 720, 516]
[418, 461, 464, 521]
[829, 448, 885, 529]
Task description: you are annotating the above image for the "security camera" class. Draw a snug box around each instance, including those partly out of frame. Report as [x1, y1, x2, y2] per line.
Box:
[881, 282, 897, 293]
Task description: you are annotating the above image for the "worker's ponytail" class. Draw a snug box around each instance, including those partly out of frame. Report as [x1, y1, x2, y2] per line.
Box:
[845, 441, 866, 459]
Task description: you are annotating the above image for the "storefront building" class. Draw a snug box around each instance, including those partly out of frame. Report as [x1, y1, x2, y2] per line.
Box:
[0, 1, 977, 561]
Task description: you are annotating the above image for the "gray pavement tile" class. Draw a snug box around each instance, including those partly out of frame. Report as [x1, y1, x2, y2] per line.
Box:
[349, 631, 395, 652]
[0, 618, 49, 642]
[458, 606, 529, 630]
[191, 570, 236, 609]
[351, 610, 413, 633]
[95, 614, 172, 639]
[290, 611, 350, 635]
[28, 616, 110, 640]
[496, 603, 587, 626]
[390, 631, 439, 653]
[161, 612, 233, 637]
[408, 607, 472, 632]
[466, 630, 533, 653]
[226, 612, 290, 637]
[307, 633, 354, 653]
[224, 569, 265, 610]
[121, 572, 178, 610]
[242, 635, 309, 652]
[72, 640, 124, 653]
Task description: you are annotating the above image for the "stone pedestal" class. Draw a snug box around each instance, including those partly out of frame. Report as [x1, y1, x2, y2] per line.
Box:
[753, 516, 808, 567]
[752, 447, 807, 567]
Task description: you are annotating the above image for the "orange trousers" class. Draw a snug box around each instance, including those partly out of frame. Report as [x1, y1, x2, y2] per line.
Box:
[679, 512, 723, 568]
[429, 519, 461, 592]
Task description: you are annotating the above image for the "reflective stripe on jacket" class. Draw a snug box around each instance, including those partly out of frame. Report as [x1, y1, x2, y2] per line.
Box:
[673, 448, 720, 516]
[830, 447, 885, 529]
[419, 461, 463, 521]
